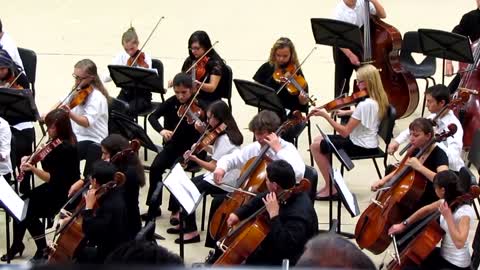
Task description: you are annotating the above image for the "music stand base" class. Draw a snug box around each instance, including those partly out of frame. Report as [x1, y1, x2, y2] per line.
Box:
[153, 233, 165, 240]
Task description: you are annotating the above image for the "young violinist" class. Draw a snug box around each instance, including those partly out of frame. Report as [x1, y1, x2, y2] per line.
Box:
[253, 37, 309, 143]
[0, 49, 35, 194]
[146, 72, 206, 219]
[76, 160, 129, 263]
[225, 160, 318, 266]
[332, 0, 386, 99]
[309, 64, 389, 200]
[177, 30, 226, 105]
[68, 134, 144, 240]
[1, 109, 80, 262]
[0, 19, 24, 69]
[388, 84, 464, 172]
[372, 118, 449, 206]
[445, 0, 480, 78]
[102, 26, 153, 116]
[388, 170, 475, 270]
[62, 59, 109, 178]
[166, 100, 243, 244]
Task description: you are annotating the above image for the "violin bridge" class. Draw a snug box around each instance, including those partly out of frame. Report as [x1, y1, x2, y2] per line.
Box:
[370, 198, 384, 209]
[217, 240, 228, 252]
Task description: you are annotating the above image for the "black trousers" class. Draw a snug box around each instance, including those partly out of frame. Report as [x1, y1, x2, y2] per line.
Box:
[117, 88, 152, 117]
[333, 47, 357, 98]
[77, 140, 102, 178]
[11, 127, 35, 194]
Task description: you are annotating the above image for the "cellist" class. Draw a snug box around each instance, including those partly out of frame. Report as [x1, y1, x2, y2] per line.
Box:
[372, 118, 449, 206]
[225, 160, 318, 266]
[388, 171, 474, 270]
[1, 109, 80, 262]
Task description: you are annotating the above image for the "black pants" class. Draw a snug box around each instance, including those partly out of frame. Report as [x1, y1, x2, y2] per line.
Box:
[117, 88, 152, 117]
[12, 184, 64, 252]
[11, 127, 35, 194]
[403, 248, 470, 270]
[333, 47, 358, 98]
[77, 140, 102, 178]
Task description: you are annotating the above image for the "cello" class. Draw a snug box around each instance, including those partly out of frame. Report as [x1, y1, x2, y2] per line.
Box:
[361, 0, 419, 119]
[453, 38, 480, 149]
[209, 111, 305, 241]
[386, 185, 480, 270]
[354, 125, 457, 254]
[213, 179, 311, 265]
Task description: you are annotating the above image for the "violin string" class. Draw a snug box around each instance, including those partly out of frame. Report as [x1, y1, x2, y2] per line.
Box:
[185, 41, 219, 74]
[276, 46, 317, 95]
[131, 16, 165, 66]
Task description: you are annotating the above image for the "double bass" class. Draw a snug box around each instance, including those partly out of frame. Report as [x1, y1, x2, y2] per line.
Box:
[453, 38, 480, 149]
[361, 0, 419, 119]
[354, 125, 457, 254]
[209, 111, 305, 241]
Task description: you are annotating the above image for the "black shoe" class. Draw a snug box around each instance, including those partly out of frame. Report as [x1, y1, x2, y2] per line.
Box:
[315, 193, 339, 201]
[141, 208, 162, 221]
[170, 217, 179, 226]
[204, 249, 221, 265]
[166, 227, 181, 234]
[174, 235, 200, 244]
[1, 242, 25, 262]
[29, 249, 47, 264]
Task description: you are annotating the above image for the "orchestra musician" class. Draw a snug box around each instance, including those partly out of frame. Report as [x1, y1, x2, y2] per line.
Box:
[372, 118, 449, 206]
[75, 160, 130, 264]
[332, 0, 386, 123]
[388, 171, 474, 270]
[0, 19, 24, 69]
[0, 116, 12, 183]
[146, 72, 206, 220]
[1, 109, 80, 262]
[177, 30, 227, 105]
[225, 160, 318, 266]
[388, 84, 464, 172]
[309, 64, 389, 200]
[167, 100, 243, 245]
[102, 26, 153, 117]
[61, 59, 109, 178]
[253, 37, 309, 143]
[68, 134, 144, 240]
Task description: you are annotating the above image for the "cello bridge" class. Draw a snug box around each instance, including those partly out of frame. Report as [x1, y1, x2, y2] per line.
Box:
[370, 198, 384, 209]
[217, 239, 228, 252]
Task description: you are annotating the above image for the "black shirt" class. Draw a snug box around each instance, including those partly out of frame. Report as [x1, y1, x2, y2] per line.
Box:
[452, 8, 480, 42]
[415, 146, 449, 206]
[235, 191, 318, 266]
[253, 62, 309, 118]
[181, 56, 225, 103]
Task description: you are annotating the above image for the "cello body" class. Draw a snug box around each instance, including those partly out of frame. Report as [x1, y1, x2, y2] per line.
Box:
[368, 16, 419, 119]
[47, 215, 85, 263]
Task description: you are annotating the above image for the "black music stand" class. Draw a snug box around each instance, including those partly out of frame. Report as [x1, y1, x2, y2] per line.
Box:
[108, 65, 164, 116]
[316, 125, 357, 238]
[311, 18, 363, 55]
[143, 181, 165, 241]
[418, 29, 474, 85]
[0, 88, 39, 125]
[233, 79, 284, 113]
[109, 111, 158, 153]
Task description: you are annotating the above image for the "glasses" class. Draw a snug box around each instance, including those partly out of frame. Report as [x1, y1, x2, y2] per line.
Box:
[72, 73, 90, 80]
[189, 46, 202, 52]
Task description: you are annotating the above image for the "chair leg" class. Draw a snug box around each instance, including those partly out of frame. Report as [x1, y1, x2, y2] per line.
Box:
[307, 120, 313, 167]
[143, 116, 148, 161]
[201, 194, 207, 231]
[421, 78, 430, 117]
[475, 199, 480, 220]
[372, 158, 382, 179]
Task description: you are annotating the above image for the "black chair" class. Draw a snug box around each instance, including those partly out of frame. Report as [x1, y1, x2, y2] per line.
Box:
[220, 64, 233, 109]
[399, 31, 437, 117]
[138, 58, 165, 161]
[341, 105, 397, 178]
[304, 165, 318, 203]
[467, 128, 480, 173]
[458, 166, 480, 219]
[17, 47, 37, 96]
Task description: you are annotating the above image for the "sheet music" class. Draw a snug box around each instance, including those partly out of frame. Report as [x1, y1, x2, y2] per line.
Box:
[332, 168, 359, 216]
[0, 176, 27, 221]
[163, 163, 202, 214]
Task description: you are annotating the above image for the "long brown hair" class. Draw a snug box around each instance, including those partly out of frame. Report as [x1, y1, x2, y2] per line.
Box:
[74, 59, 110, 102]
[44, 108, 77, 145]
[207, 100, 243, 146]
[268, 37, 300, 68]
[356, 64, 389, 119]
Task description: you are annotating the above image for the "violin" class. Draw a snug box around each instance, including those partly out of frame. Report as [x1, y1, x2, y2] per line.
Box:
[0, 73, 23, 89]
[66, 85, 94, 109]
[17, 138, 62, 182]
[386, 185, 480, 270]
[354, 125, 458, 254]
[273, 63, 308, 95]
[309, 89, 368, 115]
[177, 98, 205, 125]
[213, 179, 311, 265]
[127, 50, 148, 68]
[184, 123, 227, 163]
[209, 111, 306, 241]
[194, 56, 209, 81]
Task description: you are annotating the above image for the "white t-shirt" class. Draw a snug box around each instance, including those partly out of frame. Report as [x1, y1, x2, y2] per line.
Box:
[0, 32, 24, 69]
[203, 134, 241, 191]
[102, 51, 153, 83]
[333, 0, 376, 27]
[0, 117, 12, 176]
[349, 98, 380, 148]
[440, 203, 475, 268]
[69, 89, 108, 143]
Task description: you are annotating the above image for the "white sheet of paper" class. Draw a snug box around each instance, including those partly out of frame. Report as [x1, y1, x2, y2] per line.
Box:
[0, 176, 27, 220]
[333, 168, 359, 216]
[163, 163, 202, 214]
